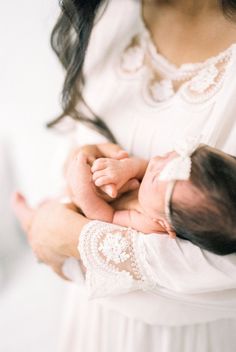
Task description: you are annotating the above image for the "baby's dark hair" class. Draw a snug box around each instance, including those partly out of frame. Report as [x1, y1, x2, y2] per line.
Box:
[170, 146, 236, 255]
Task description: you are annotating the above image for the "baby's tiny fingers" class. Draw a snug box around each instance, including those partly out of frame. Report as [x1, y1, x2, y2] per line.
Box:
[91, 162, 100, 173]
[94, 176, 113, 187]
[102, 184, 118, 198]
[92, 169, 108, 181]
[91, 158, 108, 172]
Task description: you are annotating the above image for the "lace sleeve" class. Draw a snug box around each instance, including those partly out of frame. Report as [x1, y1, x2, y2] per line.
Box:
[78, 221, 155, 298]
[79, 220, 236, 299]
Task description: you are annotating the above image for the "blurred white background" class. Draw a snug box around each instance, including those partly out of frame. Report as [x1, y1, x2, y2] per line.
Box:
[0, 1, 74, 351]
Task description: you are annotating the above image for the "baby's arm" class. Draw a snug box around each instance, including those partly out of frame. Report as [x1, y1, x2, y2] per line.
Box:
[113, 209, 166, 234]
[68, 153, 165, 233]
[67, 154, 142, 225]
[91, 157, 148, 197]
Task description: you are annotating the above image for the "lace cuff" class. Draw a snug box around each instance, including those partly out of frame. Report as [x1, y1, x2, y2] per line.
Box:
[78, 221, 155, 298]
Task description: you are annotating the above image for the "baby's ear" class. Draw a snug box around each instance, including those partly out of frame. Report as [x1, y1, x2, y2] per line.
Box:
[166, 228, 176, 239]
[158, 219, 176, 239]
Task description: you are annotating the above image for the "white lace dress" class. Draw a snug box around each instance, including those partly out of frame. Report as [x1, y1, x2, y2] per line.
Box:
[59, 1, 236, 351]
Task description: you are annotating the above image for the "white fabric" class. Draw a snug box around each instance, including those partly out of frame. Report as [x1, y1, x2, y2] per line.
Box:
[60, 0, 236, 351]
[76, 221, 236, 327]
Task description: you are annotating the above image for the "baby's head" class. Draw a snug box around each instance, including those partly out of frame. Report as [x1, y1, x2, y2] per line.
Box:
[139, 145, 236, 255]
[170, 145, 236, 255]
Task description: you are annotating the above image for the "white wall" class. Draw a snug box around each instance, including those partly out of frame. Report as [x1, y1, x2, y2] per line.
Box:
[0, 0, 62, 129]
[0, 1, 72, 351]
[0, 0, 71, 203]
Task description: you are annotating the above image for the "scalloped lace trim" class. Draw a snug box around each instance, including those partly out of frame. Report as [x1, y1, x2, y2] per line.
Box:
[78, 220, 155, 298]
[117, 22, 235, 105]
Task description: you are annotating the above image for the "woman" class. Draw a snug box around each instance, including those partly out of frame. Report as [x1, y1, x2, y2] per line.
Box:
[12, 0, 236, 351]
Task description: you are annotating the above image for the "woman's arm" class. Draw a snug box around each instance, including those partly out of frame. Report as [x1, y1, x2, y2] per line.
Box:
[12, 191, 236, 301]
[11, 192, 155, 287]
[11, 193, 89, 278]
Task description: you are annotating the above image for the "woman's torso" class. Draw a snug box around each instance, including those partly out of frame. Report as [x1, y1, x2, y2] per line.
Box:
[79, 0, 236, 159]
[70, 0, 236, 326]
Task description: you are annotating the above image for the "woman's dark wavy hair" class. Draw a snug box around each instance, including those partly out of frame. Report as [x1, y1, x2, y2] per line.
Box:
[170, 146, 236, 255]
[49, 0, 236, 139]
[48, 0, 115, 140]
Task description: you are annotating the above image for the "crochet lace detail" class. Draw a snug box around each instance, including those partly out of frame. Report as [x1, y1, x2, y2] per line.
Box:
[79, 221, 155, 298]
[118, 23, 234, 106]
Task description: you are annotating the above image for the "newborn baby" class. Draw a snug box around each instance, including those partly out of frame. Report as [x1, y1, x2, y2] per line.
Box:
[68, 143, 236, 255]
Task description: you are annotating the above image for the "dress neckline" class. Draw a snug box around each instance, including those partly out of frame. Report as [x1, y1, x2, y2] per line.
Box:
[117, 1, 235, 105]
[139, 0, 236, 72]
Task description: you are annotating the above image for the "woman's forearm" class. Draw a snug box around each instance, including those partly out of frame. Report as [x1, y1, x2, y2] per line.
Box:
[41, 202, 90, 259]
[78, 187, 115, 223]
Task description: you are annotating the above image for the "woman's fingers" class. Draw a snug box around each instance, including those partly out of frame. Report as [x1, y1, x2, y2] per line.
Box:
[11, 192, 34, 234]
[52, 267, 70, 281]
[97, 143, 129, 159]
[35, 246, 70, 281]
[51, 261, 71, 281]
[12, 195, 85, 280]
[115, 150, 129, 160]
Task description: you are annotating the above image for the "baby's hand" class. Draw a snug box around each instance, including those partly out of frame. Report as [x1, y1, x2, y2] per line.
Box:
[91, 158, 133, 198]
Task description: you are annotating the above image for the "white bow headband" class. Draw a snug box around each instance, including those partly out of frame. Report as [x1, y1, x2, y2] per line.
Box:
[158, 136, 202, 182]
[158, 135, 202, 224]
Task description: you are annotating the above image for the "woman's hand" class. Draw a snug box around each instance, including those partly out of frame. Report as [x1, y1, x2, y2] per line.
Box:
[11, 192, 89, 279]
[65, 143, 139, 201]
[64, 143, 128, 174]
